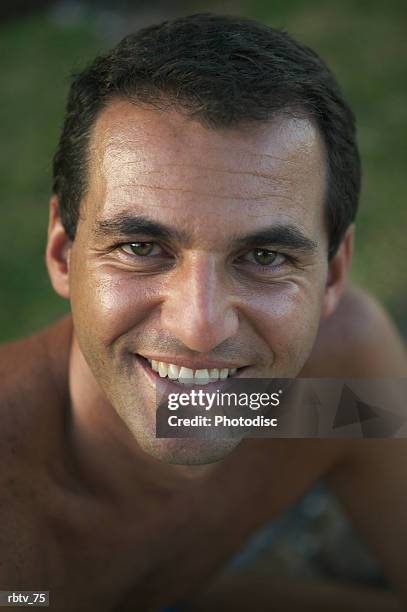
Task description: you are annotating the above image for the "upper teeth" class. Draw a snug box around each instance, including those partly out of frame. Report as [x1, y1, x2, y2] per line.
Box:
[147, 359, 238, 385]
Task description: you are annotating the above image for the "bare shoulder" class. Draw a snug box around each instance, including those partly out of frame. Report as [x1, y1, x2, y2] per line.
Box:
[0, 316, 72, 469]
[301, 283, 407, 377]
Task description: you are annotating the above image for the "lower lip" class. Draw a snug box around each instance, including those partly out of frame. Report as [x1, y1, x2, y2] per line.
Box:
[134, 355, 247, 392]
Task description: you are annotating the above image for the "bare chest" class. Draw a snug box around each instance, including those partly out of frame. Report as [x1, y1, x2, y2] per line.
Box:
[40, 452, 274, 611]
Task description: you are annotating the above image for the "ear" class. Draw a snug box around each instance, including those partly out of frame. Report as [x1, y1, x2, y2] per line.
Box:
[45, 195, 72, 299]
[321, 224, 355, 318]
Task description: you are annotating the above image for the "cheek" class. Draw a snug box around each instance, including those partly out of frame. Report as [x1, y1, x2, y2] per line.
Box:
[70, 265, 160, 347]
[246, 282, 324, 369]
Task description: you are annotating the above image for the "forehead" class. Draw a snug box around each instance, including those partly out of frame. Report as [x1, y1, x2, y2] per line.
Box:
[84, 99, 327, 243]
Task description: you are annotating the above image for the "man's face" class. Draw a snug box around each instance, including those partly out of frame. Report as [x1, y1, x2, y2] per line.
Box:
[67, 100, 329, 464]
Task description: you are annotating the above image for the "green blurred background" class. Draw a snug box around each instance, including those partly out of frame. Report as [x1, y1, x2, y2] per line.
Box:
[1, 0, 406, 343]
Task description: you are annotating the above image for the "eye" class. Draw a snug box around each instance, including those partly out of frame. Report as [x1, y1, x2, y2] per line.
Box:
[246, 248, 287, 267]
[121, 242, 162, 257]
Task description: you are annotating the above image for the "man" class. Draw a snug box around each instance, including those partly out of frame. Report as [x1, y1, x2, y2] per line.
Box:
[1, 13, 406, 612]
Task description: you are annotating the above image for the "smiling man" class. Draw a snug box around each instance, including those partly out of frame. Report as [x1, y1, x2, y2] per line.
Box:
[1, 13, 407, 612]
[62, 102, 333, 466]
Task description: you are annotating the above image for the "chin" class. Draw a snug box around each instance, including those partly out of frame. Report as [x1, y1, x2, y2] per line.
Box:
[136, 436, 241, 466]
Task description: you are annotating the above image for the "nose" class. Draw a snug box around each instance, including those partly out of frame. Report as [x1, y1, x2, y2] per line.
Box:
[160, 252, 239, 353]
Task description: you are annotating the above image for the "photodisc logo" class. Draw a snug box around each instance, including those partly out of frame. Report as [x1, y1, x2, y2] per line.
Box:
[156, 379, 407, 439]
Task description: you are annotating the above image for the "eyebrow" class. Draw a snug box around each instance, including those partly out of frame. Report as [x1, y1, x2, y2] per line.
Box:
[94, 214, 189, 243]
[233, 226, 318, 253]
[94, 213, 318, 253]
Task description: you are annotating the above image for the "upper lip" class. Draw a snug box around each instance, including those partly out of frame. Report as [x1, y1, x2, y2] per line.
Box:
[136, 354, 248, 370]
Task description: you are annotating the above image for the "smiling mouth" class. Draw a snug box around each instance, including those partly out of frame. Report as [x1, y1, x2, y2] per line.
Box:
[136, 355, 245, 386]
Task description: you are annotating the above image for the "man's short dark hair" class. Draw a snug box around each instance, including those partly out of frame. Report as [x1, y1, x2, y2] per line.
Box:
[52, 12, 361, 258]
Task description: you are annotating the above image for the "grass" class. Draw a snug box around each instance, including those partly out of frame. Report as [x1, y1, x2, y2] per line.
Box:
[0, 14, 102, 340]
[0, 2, 405, 341]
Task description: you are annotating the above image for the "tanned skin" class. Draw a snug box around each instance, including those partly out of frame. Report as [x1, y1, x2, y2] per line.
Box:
[0, 103, 406, 611]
